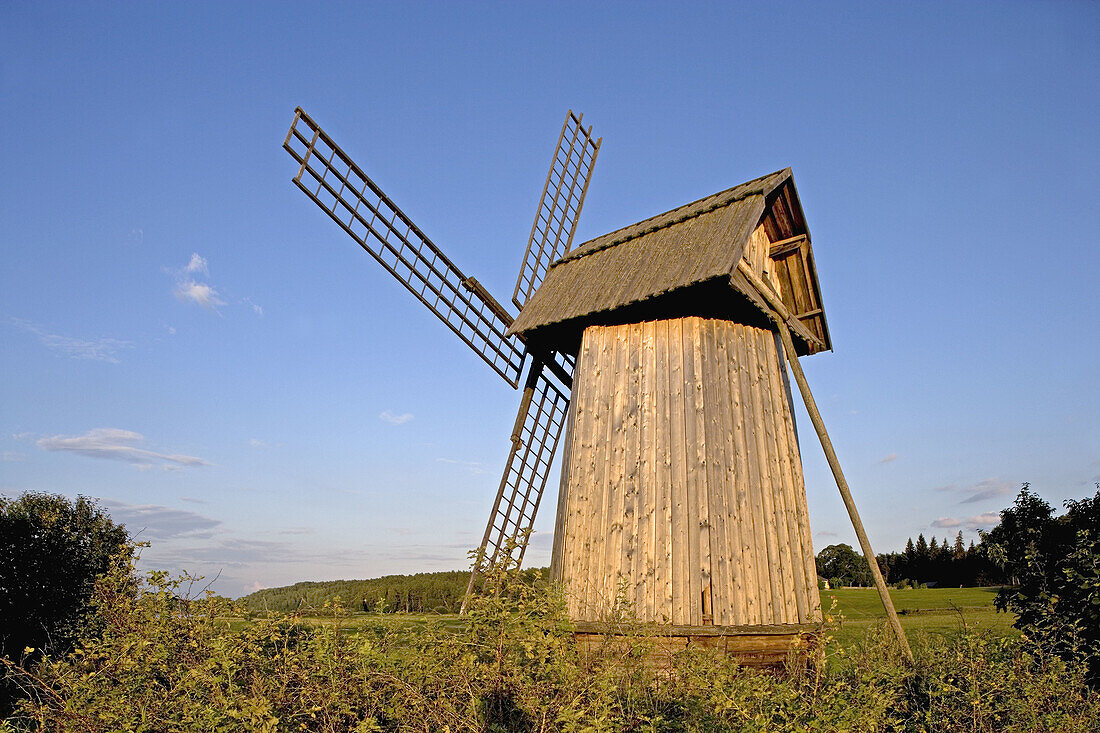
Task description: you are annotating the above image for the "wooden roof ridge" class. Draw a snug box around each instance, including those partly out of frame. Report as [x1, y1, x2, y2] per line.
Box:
[555, 168, 792, 266]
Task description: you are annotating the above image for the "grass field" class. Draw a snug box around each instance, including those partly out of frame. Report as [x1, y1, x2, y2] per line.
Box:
[229, 586, 1016, 656]
[823, 586, 1016, 649]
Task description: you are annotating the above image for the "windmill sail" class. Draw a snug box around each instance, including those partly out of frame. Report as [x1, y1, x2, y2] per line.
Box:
[284, 107, 526, 388]
[462, 360, 571, 608]
[511, 111, 601, 311]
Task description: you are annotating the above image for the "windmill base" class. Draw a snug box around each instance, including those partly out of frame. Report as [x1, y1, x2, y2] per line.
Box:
[572, 621, 822, 672]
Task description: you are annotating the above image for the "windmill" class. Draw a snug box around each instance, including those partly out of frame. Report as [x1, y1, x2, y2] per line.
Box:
[283, 108, 912, 666]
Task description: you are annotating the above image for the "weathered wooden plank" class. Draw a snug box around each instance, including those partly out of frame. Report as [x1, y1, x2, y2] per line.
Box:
[600, 325, 630, 618]
[726, 324, 760, 625]
[583, 325, 616, 619]
[682, 319, 708, 620]
[751, 330, 788, 623]
[620, 322, 643, 618]
[700, 319, 725, 625]
[713, 321, 746, 625]
[653, 319, 673, 622]
[638, 320, 657, 620]
[756, 330, 799, 625]
[736, 327, 777, 622]
[667, 318, 689, 625]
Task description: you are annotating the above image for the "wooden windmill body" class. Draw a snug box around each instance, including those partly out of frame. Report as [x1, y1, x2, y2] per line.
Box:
[510, 171, 831, 655]
[283, 110, 897, 666]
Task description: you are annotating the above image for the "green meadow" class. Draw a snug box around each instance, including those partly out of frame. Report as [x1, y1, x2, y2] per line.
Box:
[822, 586, 1016, 649]
[230, 585, 1016, 655]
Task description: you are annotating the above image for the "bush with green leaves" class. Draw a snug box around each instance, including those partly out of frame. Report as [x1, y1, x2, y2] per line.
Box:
[983, 484, 1100, 685]
[5, 553, 1099, 732]
[0, 493, 131, 716]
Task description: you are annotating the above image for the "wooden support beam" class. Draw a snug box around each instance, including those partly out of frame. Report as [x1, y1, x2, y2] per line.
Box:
[735, 262, 825, 353]
[768, 234, 808, 259]
[735, 261, 914, 663]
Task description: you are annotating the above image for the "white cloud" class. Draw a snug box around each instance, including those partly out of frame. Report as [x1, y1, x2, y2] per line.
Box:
[879, 453, 898, 464]
[249, 438, 267, 448]
[37, 428, 209, 468]
[1, 451, 25, 462]
[175, 280, 225, 311]
[436, 457, 486, 475]
[965, 512, 1001, 530]
[243, 298, 263, 316]
[184, 253, 208, 274]
[379, 410, 414, 425]
[11, 317, 132, 363]
[931, 513, 1001, 531]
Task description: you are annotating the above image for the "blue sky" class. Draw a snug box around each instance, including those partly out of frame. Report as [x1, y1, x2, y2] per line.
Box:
[2, 1, 1097, 598]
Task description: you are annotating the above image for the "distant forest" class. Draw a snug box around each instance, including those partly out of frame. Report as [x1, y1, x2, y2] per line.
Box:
[239, 569, 550, 615]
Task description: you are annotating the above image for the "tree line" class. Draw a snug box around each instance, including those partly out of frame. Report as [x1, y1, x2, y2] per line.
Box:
[817, 531, 1008, 589]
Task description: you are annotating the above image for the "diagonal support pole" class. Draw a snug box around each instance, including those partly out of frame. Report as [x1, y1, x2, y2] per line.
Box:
[737, 262, 914, 663]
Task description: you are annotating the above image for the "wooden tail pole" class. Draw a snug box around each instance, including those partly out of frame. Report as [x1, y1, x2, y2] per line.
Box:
[775, 322, 914, 663]
[735, 261, 913, 663]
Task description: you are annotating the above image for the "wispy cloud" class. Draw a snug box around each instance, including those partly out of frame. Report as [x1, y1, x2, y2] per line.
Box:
[11, 317, 132, 363]
[102, 499, 221, 540]
[277, 527, 315, 536]
[170, 253, 225, 312]
[816, 530, 840, 538]
[1, 451, 25, 462]
[184, 253, 208, 275]
[179, 496, 207, 504]
[879, 453, 898, 464]
[436, 457, 486, 475]
[37, 428, 208, 468]
[243, 298, 263, 316]
[965, 512, 1001, 530]
[249, 438, 267, 448]
[936, 478, 1016, 505]
[932, 513, 1001, 531]
[174, 538, 298, 566]
[379, 410, 413, 425]
[175, 280, 225, 311]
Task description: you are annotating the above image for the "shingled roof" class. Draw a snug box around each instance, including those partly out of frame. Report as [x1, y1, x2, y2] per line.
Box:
[509, 168, 829, 356]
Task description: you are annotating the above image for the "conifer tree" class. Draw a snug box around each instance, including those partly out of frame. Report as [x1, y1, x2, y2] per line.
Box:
[953, 531, 966, 560]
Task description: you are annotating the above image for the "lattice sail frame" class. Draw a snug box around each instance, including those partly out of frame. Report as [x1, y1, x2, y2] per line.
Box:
[511, 111, 601, 311]
[283, 107, 596, 607]
[284, 108, 526, 388]
[462, 360, 572, 608]
[482, 363, 570, 566]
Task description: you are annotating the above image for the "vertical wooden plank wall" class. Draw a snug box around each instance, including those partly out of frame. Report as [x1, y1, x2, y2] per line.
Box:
[551, 316, 822, 627]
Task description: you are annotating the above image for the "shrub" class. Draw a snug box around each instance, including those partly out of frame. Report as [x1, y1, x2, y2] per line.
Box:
[0, 493, 131, 715]
[984, 485, 1100, 685]
[6, 557, 1100, 732]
